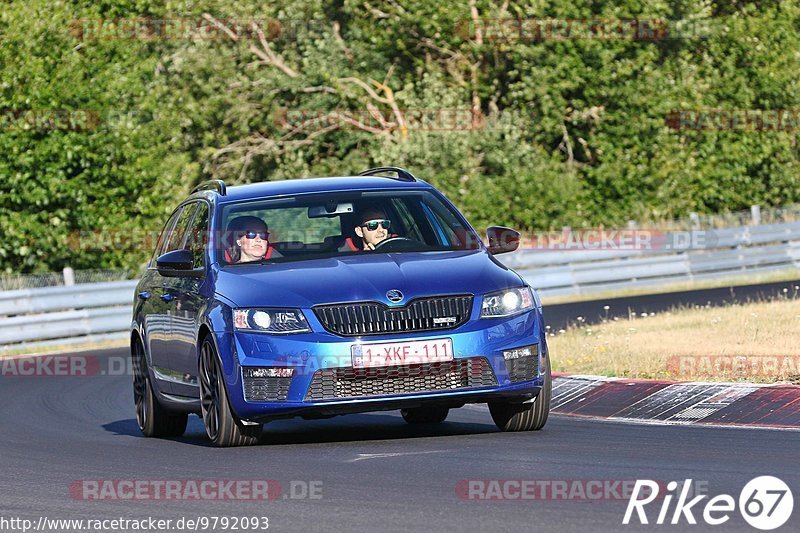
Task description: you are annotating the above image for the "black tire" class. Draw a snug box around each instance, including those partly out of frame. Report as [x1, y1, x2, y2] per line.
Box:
[131, 337, 188, 438]
[198, 337, 262, 447]
[401, 406, 450, 424]
[489, 354, 551, 432]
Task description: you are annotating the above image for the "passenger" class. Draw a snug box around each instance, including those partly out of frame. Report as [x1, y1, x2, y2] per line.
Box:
[225, 216, 282, 263]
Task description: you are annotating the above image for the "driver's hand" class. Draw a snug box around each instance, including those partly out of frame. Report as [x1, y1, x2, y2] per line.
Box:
[364, 242, 376, 250]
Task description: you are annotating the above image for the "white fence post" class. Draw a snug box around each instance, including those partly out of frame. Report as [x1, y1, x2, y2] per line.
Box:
[63, 267, 75, 287]
[751, 205, 761, 225]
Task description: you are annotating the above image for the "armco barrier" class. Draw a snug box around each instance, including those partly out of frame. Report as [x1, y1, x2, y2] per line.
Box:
[512, 221, 800, 296]
[0, 281, 138, 351]
[0, 306, 131, 344]
[1, 222, 799, 350]
[504, 220, 800, 268]
[0, 280, 138, 316]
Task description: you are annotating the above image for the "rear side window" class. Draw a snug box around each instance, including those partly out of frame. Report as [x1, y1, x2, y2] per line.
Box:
[185, 203, 210, 269]
[164, 203, 198, 254]
[150, 208, 182, 266]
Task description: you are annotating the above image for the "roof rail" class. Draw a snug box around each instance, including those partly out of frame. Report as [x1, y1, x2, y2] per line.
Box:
[191, 179, 227, 196]
[358, 167, 417, 182]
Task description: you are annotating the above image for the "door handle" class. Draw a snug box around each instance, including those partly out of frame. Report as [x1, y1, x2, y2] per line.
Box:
[138, 291, 150, 300]
[160, 293, 174, 302]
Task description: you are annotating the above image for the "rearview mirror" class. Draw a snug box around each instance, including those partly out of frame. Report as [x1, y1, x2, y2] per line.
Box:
[156, 249, 201, 277]
[486, 226, 520, 255]
[308, 202, 354, 218]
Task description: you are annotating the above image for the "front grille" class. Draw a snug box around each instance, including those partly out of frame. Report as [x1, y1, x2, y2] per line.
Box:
[243, 376, 292, 401]
[313, 295, 473, 336]
[304, 357, 497, 400]
[506, 355, 539, 383]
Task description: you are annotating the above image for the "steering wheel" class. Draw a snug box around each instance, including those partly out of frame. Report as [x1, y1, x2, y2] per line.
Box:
[374, 236, 421, 251]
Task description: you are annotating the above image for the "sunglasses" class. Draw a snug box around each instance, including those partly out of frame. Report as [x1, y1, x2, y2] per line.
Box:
[242, 231, 269, 240]
[362, 219, 391, 231]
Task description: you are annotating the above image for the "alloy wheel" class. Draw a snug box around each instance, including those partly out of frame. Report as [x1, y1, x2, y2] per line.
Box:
[199, 341, 221, 441]
[132, 340, 148, 431]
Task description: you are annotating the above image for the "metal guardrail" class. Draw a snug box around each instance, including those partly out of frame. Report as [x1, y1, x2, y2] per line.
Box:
[504, 221, 800, 268]
[1, 222, 799, 350]
[513, 222, 800, 298]
[0, 281, 137, 350]
[0, 307, 132, 345]
[0, 281, 137, 316]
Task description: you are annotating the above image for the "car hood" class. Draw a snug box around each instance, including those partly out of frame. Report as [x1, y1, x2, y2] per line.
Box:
[215, 250, 522, 308]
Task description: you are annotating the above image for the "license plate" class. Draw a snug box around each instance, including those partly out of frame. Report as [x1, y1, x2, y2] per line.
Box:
[351, 338, 454, 368]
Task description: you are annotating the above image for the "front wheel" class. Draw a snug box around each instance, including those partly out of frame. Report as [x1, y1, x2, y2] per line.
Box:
[489, 355, 551, 432]
[131, 337, 188, 438]
[198, 337, 262, 447]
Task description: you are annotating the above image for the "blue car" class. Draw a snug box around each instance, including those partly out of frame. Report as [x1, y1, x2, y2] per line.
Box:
[131, 167, 551, 446]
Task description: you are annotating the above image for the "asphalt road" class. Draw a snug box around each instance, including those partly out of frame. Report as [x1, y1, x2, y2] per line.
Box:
[544, 278, 800, 330]
[1, 348, 797, 532]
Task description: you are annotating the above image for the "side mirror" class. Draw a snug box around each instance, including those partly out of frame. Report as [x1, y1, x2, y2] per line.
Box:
[156, 249, 200, 277]
[486, 226, 520, 255]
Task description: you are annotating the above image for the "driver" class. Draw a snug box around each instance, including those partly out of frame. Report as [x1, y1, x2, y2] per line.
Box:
[341, 206, 396, 251]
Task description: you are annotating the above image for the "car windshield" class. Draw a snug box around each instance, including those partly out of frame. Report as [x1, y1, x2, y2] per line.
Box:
[218, 189, 482, 265]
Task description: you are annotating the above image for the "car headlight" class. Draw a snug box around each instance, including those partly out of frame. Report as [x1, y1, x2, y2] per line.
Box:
[481, 287, 534, 318]
[233, 308, 311, 334]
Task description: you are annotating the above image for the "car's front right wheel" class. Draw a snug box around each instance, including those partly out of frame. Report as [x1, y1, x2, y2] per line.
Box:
[198, 337, 262, 447]
[488, 354, 552, 432]
[131, 337, 188, 438]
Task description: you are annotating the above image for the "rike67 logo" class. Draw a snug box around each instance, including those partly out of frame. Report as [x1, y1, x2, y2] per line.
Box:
[624, 477, 793, 530]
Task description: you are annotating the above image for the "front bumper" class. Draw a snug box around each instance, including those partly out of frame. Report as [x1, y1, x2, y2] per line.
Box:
[213, 309, 545, 422]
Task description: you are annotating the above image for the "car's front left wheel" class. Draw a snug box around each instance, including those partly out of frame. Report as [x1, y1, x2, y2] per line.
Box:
[198, 337, 262, 447]
[488, 353, 552, 432]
